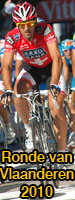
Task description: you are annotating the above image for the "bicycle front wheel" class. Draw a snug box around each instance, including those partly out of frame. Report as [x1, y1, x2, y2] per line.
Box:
[32, 118, 45, 152]
[44, 120, 57, 153]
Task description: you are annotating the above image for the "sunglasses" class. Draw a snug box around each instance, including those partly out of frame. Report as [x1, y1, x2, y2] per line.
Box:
[16, 20, 36, 28]
[64, 49, 72, 52]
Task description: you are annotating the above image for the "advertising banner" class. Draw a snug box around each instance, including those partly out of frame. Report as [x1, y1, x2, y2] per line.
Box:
[36, 0, 75, 22]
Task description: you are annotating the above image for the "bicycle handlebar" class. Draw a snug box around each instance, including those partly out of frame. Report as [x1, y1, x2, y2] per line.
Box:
[0, 85, 61, 109]
[0, 89, 48, 99]
[67, 86, 75, 105]
[0, 89, 48, 108]
[68, 86, 75, 93]
[49, 84, 61, 108]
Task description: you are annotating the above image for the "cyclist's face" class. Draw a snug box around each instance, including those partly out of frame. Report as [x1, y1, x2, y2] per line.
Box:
[18, 21, 36, 41]
[64, 49, 72, 59]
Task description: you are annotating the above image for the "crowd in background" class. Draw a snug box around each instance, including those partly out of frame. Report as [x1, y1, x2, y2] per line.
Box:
[0, 0, 43, 39]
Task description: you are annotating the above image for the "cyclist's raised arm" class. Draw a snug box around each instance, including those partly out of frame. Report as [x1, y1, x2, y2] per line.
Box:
[2, 51, 14, 91]
[47, 40, 62, 85]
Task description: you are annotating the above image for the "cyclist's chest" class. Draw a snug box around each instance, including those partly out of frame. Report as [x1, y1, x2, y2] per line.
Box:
[16, 37, 50, 61]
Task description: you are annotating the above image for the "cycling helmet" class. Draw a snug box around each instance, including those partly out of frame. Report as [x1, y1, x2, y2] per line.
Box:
[61, 39, 72, 50]
[12, 1, 37, 23]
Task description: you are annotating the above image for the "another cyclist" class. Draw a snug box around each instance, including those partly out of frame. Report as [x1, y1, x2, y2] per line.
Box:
[0, 39, 16, 144]
[69, 34, 75, 138]
[72, 33, 75, 103]
[60, 39, 72, 84]
[59, 39, 75, 147]
[2, 1, 67, 151]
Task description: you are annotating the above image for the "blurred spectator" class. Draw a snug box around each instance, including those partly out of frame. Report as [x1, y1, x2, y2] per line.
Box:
[2, 2, 16, 15]
[0, 1, 16, 38]
[17, 0, 42, 6]
[0, 0, 7, 11]
[0, 0, 43, 39]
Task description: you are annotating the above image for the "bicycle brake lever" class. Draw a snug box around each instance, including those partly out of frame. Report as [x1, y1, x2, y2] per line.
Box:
[4, 95, 8, 109]
[49, 84, 60, 109]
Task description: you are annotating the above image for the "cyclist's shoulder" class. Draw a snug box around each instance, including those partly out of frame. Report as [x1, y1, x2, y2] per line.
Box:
[5, 27, 20, 40]
[36, 22, 53, 35]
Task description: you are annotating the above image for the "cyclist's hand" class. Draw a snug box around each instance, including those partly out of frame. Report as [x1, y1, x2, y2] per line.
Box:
[52, 88, 60, 97]
[1, 90, 13, 105]
[49, 84, 61, 97]
[49, 84, 62, 108]
[1, 95, 11, 105]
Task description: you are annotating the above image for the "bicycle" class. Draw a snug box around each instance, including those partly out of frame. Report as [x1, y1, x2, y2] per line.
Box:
[64, 86, 75, 151]
[0, 116, 5, 151]
[50, 84, 75, 152]
[1, 89, 58, 151]
[0, 87, 59, 188]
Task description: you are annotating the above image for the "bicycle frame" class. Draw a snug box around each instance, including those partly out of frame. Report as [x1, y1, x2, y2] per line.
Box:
[0, 89, 59, 188]
[0, 89, 57, 153]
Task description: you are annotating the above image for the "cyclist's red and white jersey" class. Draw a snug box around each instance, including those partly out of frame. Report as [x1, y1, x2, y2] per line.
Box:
[5, 23, 57, 68]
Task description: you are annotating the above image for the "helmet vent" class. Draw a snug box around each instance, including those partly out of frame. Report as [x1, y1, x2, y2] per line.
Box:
[26, 7, 30, 17]
[12, 2, 36, 23]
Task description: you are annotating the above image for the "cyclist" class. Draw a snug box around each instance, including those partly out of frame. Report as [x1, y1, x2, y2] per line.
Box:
[72, 33, 75, 100]
[0, 39, 16, 144]
[60, 39, 72, 84]
[69, 34, 75, 140]
[59, 39, 75, 147]
[2, 1, 67, 151]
